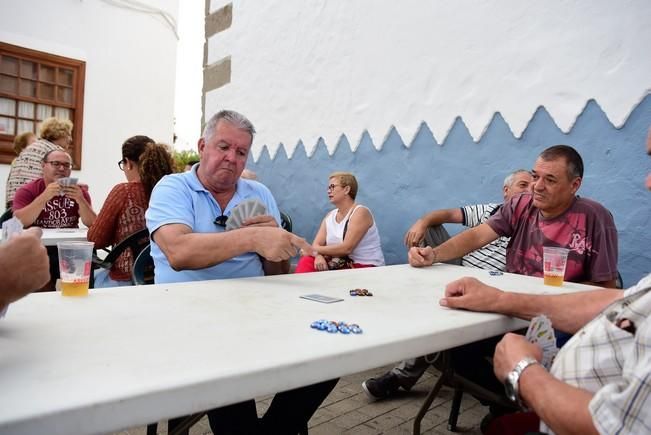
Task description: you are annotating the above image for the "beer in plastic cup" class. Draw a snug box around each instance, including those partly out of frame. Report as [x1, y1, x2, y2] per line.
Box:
[57, 241, 94, 297]
[543, 247, 569, 287]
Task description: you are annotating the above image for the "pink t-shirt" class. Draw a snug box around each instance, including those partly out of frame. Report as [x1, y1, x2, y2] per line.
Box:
[13, 178, 92, 228]
[486, 193, 618, 283]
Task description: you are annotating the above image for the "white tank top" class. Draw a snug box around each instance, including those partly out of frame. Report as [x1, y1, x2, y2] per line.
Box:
[324, 205, 385, 266]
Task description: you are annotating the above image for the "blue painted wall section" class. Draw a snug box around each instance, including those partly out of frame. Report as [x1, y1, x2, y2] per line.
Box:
[249, 95, 651, 286]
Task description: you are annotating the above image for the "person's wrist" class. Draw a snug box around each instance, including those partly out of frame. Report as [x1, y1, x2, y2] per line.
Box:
[430, 248, 438, 265]
[244, 226, 261, 252]
[504, 356, 539, 409]
[491, 288, 507, 312]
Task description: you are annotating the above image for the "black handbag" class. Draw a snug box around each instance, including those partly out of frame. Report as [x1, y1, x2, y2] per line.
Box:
[324, 219, 354, 270]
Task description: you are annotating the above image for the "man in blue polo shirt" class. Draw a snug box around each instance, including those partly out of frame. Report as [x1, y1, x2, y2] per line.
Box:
[147, 113, 301, 282]
[146, 109, 337, 434]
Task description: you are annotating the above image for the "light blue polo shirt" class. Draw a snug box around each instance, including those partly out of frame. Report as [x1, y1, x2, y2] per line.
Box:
[145, 166, 281, 284]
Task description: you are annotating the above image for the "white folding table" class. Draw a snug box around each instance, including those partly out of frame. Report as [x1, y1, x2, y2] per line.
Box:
[0, 264, 591, 435]
[39, 228, 88, 246]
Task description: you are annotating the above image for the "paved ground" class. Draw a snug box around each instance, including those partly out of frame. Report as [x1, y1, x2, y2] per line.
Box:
[115, 363, 485, 435]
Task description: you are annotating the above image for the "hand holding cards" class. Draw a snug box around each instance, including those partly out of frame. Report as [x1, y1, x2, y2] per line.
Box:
[225, 199, 267, 231]
[525, 314, 559, 369]
[57, 177, 78, 187]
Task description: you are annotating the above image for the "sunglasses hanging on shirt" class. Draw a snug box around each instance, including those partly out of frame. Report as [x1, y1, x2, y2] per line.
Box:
[214, 215, 228, 227]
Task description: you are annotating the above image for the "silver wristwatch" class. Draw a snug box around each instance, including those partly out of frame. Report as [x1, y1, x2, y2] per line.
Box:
[504, 357, 539, 408]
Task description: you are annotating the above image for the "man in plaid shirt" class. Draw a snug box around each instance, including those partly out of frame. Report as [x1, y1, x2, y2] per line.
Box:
[440, 130, 651, 434]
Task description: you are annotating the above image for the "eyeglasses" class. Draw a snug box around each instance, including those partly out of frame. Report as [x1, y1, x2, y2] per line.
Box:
[214, 215, 228, 227]
[327, 184, 342, 191]
[117, 159, 125, 170]
[45, 161, 72, 169]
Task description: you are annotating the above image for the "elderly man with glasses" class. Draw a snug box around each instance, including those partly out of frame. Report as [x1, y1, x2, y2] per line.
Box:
[13, 149, 95, 229]
[12, 149, 96, 292]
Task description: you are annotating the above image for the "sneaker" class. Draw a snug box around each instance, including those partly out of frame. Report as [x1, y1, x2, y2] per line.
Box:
[362, 372, 410, 401]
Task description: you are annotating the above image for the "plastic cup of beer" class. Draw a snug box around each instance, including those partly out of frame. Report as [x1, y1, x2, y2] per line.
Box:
[57, 241, 94, 297]
[543, 247, 569, 287]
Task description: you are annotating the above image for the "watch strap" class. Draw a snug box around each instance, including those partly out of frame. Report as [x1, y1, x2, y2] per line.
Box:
[507, 356, 539, 408]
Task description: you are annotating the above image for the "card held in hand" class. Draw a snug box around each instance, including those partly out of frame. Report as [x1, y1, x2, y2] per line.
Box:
[225, 199, 268, 231]
[525, 314, 559, 370]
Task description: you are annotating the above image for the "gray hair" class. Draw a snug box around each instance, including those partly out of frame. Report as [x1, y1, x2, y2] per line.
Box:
[202, 110, 256, 140]
[503, 169, 531, 187]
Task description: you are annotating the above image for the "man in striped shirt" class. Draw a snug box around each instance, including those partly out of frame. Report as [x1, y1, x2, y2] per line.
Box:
[404, 170, 533, 271]
[362, 169, 532, 401]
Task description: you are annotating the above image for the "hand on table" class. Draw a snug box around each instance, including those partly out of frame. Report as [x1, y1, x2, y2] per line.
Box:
[493, 333, 543, 382]
[408, 246, 435, 267]
[439, 277, 503, 312]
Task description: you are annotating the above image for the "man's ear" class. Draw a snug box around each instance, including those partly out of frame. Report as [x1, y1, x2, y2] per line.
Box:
[571, 177, 582, 194]
[197, 138, 205, 155]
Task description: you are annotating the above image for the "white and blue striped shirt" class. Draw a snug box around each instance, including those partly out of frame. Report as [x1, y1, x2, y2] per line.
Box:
[460, 203, 508, 271]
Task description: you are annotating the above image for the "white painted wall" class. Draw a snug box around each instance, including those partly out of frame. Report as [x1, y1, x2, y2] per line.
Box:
[206, 0, 651, 159]
[0, 0, 179, 209]
[174, 0, 204, 150]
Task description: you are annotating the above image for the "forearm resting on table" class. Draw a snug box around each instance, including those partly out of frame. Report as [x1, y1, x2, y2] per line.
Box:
[433, 224, 497, 263]
[520, 365, 598, 435]
[495, 288, 622, 334]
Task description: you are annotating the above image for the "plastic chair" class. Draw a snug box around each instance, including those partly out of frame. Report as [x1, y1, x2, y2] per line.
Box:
[280, 211, 292, 232]
[131, 244, 154, 285]
[91, 228, 149, 287]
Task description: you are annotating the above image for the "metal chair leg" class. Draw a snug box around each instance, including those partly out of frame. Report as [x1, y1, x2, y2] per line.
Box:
[447, 387, 463, 431]
[413, 350, 454, 435]
[168, 412, 206, 435]
[413, 369, 451, 434]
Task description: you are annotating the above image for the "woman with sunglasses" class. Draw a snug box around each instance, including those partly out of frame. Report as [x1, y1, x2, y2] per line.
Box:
[87, 136, 175, 288]
[295, 171, 385, 272]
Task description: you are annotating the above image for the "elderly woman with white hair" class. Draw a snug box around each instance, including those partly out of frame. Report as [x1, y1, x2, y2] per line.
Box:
[296, 171, 385, 272]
